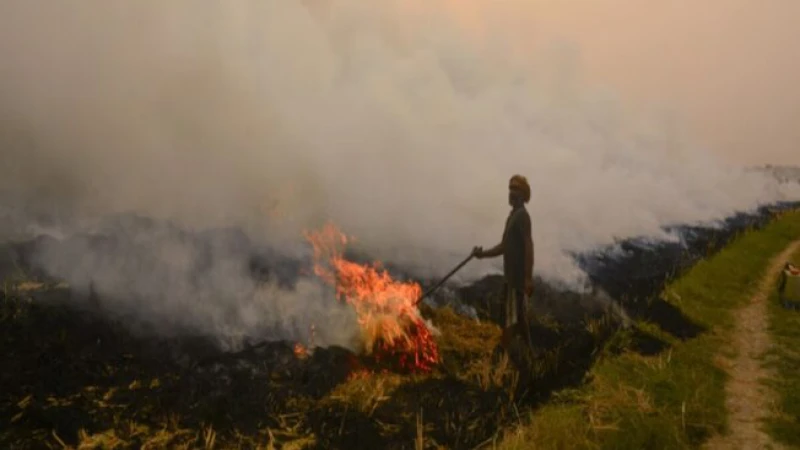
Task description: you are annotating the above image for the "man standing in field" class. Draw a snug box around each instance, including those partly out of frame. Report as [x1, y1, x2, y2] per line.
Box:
[472, 174, 535, 358]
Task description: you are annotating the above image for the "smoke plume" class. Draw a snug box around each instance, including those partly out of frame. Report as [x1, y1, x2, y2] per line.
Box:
[1, 1, 798, 348]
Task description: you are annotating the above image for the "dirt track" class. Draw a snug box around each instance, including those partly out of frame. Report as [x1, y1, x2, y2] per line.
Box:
[705, 240, 800, 450]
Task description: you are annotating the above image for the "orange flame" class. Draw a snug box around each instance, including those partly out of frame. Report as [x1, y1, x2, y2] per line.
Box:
[294, 343, 309, 360]
[303, 223, 439, 373]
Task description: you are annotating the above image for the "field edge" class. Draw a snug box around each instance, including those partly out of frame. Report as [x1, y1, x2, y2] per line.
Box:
[496, 209, 800, 450]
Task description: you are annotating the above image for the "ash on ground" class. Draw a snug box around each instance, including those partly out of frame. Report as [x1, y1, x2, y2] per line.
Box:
[2, 202, 798, 448]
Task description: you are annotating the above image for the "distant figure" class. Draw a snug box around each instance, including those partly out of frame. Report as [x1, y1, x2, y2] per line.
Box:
[472, 174, 535, 358]
[779, 262, 800, 310]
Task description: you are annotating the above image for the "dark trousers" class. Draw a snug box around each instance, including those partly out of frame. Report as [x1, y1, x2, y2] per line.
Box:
[501, 283, 533, 354]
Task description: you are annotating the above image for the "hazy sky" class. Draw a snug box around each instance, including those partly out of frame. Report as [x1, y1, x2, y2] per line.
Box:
[530, 0, 800, 165]
[0, 0, 798, 284]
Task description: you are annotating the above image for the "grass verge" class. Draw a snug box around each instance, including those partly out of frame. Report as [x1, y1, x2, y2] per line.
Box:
[764, 244, 800, 446]
[497, 209, 800, 450]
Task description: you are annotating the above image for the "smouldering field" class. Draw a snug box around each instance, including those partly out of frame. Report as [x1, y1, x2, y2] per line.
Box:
[1, 204, 799, 449]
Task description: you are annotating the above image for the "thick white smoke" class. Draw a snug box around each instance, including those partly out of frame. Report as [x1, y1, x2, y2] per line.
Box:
[1, 1, 798, 347]
[27, 222, 362, 351]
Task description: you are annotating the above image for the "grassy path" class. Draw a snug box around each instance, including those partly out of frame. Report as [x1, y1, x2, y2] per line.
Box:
[704, 240, 800, 450]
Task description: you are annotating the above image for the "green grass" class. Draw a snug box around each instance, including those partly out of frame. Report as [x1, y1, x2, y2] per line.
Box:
[498, 209, 800, 450]
[764, 245, 800, 446]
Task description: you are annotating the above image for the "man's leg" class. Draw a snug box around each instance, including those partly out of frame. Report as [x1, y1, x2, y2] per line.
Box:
[501, 284, 518, 355]
[516, 291, 534, 352]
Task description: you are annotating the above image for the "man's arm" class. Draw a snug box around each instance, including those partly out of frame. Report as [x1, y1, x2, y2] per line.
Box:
[478, 241, 504, 259]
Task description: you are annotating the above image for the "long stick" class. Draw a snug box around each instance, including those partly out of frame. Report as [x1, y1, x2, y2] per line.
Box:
[414, 253, 475, 306]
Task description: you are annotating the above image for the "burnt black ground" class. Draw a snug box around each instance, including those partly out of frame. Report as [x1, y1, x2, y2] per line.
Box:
[0, 289, 553, 449]
[0, 290, 350, 447]
[2, 201, 799, 448]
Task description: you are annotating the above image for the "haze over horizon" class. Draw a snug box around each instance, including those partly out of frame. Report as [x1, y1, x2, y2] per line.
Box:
[529, 0, 800, 166]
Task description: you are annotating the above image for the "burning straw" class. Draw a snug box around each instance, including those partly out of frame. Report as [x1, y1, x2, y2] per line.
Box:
[303, 223, 440, 372]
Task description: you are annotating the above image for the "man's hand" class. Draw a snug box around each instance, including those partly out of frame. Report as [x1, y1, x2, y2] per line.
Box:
[524, 277, 534, 297]
[472, 246, 484, 259]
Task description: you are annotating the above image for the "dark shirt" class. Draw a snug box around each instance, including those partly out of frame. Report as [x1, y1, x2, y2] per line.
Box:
[502, 205, 532, 291]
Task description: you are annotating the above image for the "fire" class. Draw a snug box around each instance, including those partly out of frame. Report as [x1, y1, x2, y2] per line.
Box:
[303, 223, 440, 373]
[294, 343, 309, 360]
